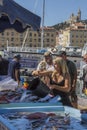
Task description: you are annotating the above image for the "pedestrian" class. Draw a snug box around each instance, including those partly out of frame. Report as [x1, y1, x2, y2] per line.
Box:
[0, 54, 9, 80]
[59, 51, 78, 108]
[8, 54, 21, 85]
[82, 53, 87, 94]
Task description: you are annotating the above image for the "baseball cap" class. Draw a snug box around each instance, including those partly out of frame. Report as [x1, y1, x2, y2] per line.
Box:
[44, 51, 52, 57]
[14, 54, 21, 59]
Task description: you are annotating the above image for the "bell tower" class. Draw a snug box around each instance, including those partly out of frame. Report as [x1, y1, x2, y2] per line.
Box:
[78, 9, 81, 21]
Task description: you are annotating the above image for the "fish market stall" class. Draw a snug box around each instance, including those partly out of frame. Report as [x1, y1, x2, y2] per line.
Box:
[0, 78, 87, 129]
[0, 52, 86, 129]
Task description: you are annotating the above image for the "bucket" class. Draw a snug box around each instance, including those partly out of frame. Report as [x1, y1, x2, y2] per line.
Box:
[32, 80, 50, 98]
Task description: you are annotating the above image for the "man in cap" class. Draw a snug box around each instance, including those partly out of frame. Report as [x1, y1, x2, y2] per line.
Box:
[59, 51, 78, 108]
[32, 51, 54, 77]
[8, 54, 21, 85]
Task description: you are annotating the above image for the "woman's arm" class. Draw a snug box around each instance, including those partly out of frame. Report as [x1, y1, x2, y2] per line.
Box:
[49, 74, 71, 93]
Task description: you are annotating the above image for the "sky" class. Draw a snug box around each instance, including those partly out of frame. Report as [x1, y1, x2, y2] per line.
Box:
[14, 0, 87, 27]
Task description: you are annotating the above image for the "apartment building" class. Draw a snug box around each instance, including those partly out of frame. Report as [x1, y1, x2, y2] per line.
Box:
[60, 22, 87, 47]
[0, 26, 56, 50]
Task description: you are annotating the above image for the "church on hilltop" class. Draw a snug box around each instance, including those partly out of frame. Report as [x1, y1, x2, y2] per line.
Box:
[67, 9, 81, 24]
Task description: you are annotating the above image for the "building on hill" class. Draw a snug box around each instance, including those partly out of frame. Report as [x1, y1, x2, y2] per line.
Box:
[67, 9, 81, 24]
[58, 22, 87, 47]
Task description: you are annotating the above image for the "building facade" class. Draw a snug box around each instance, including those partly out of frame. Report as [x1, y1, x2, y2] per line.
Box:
[67, 9, 81, 24]
[61, 22, 87, 47]
[0, 26, 56, 50]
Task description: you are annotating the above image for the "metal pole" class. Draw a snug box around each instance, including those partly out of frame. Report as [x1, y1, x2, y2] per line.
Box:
[41, 0, 45, 49]
[21, 28, 29, 51]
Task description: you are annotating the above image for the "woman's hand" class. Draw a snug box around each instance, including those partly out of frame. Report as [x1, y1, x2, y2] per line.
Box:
[49, 84, 55, 89]
[45, 76, 50, 86]
[32, 70, 39, 76]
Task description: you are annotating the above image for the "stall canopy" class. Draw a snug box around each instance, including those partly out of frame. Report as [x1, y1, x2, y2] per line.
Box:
[0, 0, 41, 32]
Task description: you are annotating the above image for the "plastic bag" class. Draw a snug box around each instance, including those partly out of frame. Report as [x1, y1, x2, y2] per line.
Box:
[0, 77, 18, 91]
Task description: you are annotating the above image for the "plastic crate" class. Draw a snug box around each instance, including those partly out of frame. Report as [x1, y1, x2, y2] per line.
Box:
[0, 103, 84, 130]
[0, 102, 64, 114]
[0, 103, 64, 130]
[0, 116, 16, 130]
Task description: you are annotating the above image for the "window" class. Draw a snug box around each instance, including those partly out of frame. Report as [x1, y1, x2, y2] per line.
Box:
[30, 44, 32, 47]
[20, 34, 23, 37]
[7, 32, 9, 36]
[34, 39, 36, 42]
[47, 39, 49, 42]
[11, 32, 14, 36]
[11, 43, 14, 46]
[51, 39, 54, 42]
[29, 33, 32, 36]
[34, 33, 37, 37]
[20, 38, 23, 42]
[47, 33, 49, 36]
[38, 38, 41, 42]
[11, 38, 14, 41]
[38, 33, 41, 37]
[51, 34, 54, 37]
[29, 38, 32, 42]
[76, 35, 78, 38]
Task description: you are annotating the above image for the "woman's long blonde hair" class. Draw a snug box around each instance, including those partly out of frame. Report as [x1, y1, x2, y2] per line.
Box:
[52, 57, 69, 78]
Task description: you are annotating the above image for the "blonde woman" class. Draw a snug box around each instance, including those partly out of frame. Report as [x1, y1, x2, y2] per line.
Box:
[47, 57, 72, 106]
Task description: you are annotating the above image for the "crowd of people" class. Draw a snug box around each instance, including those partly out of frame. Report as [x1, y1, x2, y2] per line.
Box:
[0, 54, 21, 85]
[32, 51, 78, 108]
[0, 51, 87, 109]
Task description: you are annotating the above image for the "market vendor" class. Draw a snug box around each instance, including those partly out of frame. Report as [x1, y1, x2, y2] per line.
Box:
[8, 54, 21, 85]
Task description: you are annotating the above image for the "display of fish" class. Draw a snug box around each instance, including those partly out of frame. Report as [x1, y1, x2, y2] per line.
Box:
[0, 88, 60, 103]
[2, 112, 71, 130]
[2, 111, 86, 130]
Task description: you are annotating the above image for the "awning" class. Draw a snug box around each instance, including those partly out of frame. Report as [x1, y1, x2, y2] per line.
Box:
[0, 0, 41, 31]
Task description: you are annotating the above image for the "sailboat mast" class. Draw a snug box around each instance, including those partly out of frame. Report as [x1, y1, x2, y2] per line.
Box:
[41, 0, 45, 49]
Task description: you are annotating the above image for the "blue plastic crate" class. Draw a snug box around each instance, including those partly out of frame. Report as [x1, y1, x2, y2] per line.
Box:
[0, 103, 85, 130]
[0, 102, 64, 130]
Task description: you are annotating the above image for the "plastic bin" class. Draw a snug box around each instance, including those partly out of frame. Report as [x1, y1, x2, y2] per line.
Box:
[0, 115, 16, 130]
[0, 103, 64, 130]
[0, 103, 86, 130]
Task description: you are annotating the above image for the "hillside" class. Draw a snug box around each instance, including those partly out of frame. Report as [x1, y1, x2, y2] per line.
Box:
[53, 20, 87, 30]
[53, 22, 70, 30]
